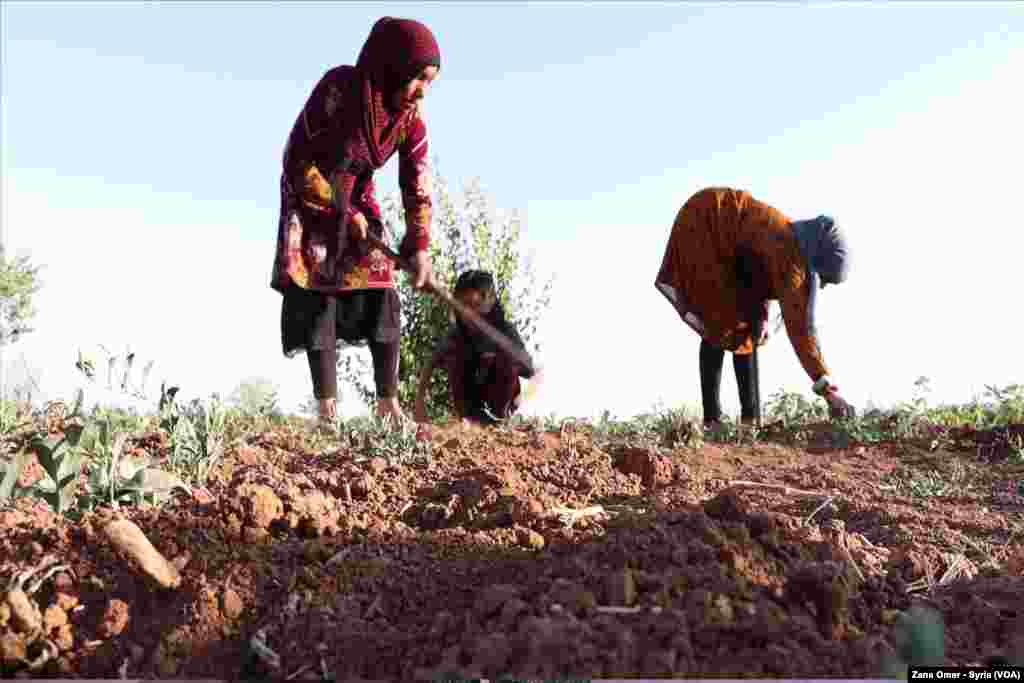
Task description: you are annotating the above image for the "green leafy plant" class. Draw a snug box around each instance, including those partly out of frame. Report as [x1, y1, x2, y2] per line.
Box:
[1008, 433, 1024, 464]
[704, 415, 762, 446]
[229, 377, 283, 419]
[761, 379, 969, 448]
[25, 390, 88, 514]
[982, 383, 1024, 427]
[0, 251, 43, 346]
[88, 405, 145, 436]
[345, 415, 432, 466]
[78, 417, 189, 514]
[0, 451, 32, 503]
[83, 428, 145, 510]
[833, 414, 889, 444]
[0, 399, 30, 436]
[644, 402, 703, 449]
[158, 381, 182, 433]
[885, 377, 960, 441]
[166, 395, 226, 487]
[588, 409, 658, 451]
[888, 467, 954, 499]
[539, 412, 570, 432]
[764, 388, 829, 429]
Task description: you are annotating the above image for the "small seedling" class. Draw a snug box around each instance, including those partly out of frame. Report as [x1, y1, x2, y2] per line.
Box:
[165, 395, 227, 487]
[346, 415, 433, 466]
[78, 416, 189, 514]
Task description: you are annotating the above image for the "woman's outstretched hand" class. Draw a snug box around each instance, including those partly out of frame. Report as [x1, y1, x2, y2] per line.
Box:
[825, 391, 856, 420]
[814, 376, 856, 420]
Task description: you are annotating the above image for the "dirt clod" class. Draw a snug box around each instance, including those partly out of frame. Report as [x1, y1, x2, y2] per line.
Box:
[53, 591, 79, 612]
[613, 447, 674, 487]
[42, 605, 68, 632]
[103, 518, 182, 589]
[3, 589, 40, 635]
[99, 599, 130, 639]
[54, 623, 74, 652]
[232, 483, 284, 529]
[476, 584, 522, 619]
[548, 579, 597, 615]
[704, 488, 749, 521]
[0, 632, 27, 665]
[221, 589, 244, 621]
[517, 527, 546, 550]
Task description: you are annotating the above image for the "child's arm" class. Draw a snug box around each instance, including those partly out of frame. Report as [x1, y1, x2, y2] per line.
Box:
[413, 360, 436, 422]
[414, 329, 455, 422]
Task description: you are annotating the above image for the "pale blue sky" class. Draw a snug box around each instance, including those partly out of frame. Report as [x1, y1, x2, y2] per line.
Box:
[3, 2, 1022, 418]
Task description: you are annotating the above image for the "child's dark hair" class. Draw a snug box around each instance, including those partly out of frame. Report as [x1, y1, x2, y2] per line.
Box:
[453, 270, 495, 295]
[450, 269, 530, 359]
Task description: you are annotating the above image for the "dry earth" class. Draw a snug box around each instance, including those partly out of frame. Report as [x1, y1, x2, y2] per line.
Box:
[2, 418, 1023, 679]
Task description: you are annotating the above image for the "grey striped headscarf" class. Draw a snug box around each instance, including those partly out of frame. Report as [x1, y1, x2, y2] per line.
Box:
[789, 215, 849, 336]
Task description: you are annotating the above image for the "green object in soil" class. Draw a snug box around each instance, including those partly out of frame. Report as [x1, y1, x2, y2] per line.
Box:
[880, 606, 946, 680]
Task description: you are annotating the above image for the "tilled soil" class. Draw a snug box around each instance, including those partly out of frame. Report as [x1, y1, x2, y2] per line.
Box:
[2, 419, 1023, 679]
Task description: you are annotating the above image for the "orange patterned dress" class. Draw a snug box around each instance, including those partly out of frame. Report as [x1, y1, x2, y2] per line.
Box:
[655, 187, 829, 382]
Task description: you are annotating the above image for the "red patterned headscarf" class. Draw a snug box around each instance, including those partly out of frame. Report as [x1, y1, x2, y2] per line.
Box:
[354, 17, 441, 168]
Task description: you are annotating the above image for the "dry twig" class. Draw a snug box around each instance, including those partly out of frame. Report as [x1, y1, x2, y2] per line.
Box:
[249, 628, 281, 671]
[595, 605, 664, 615]
[286, 663, 314, 680]
[841, 542, 866, 584]
[729, 480, 830, 498]
[937, 553, 972, 586]
[803, 496, 836, 526]
[546, 505, 607, 528]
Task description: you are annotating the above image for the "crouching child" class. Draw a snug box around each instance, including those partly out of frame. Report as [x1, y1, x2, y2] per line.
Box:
[414, 270, 542, 425]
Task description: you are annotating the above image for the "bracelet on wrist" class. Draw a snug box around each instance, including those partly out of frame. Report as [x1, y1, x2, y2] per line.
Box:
[813, 376, 833, 396]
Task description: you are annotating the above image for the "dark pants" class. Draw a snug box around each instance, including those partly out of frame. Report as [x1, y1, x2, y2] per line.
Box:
[307, 341, 398, 401]
[281, 284, 400, 401]
[443, 336, 522, 424]
[699, 340, 758, 424]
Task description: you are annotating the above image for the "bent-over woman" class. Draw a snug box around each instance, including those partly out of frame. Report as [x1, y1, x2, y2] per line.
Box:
[655, 187, 854, 425]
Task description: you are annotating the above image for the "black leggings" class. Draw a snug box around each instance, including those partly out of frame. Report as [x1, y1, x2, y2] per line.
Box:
[301, 290, 399, 401]
[699, 340, 757, 424]
[307, 341, 398, 401]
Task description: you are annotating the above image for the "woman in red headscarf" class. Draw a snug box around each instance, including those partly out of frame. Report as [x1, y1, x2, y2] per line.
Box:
[270, 17, 441, 432]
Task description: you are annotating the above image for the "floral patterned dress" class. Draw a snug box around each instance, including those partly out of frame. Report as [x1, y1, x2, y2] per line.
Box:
[271, 66, 433, 356]
[271, 66, 432, 296]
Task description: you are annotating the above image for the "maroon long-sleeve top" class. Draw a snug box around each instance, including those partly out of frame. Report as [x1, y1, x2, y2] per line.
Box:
[270, 66, 433, 294]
